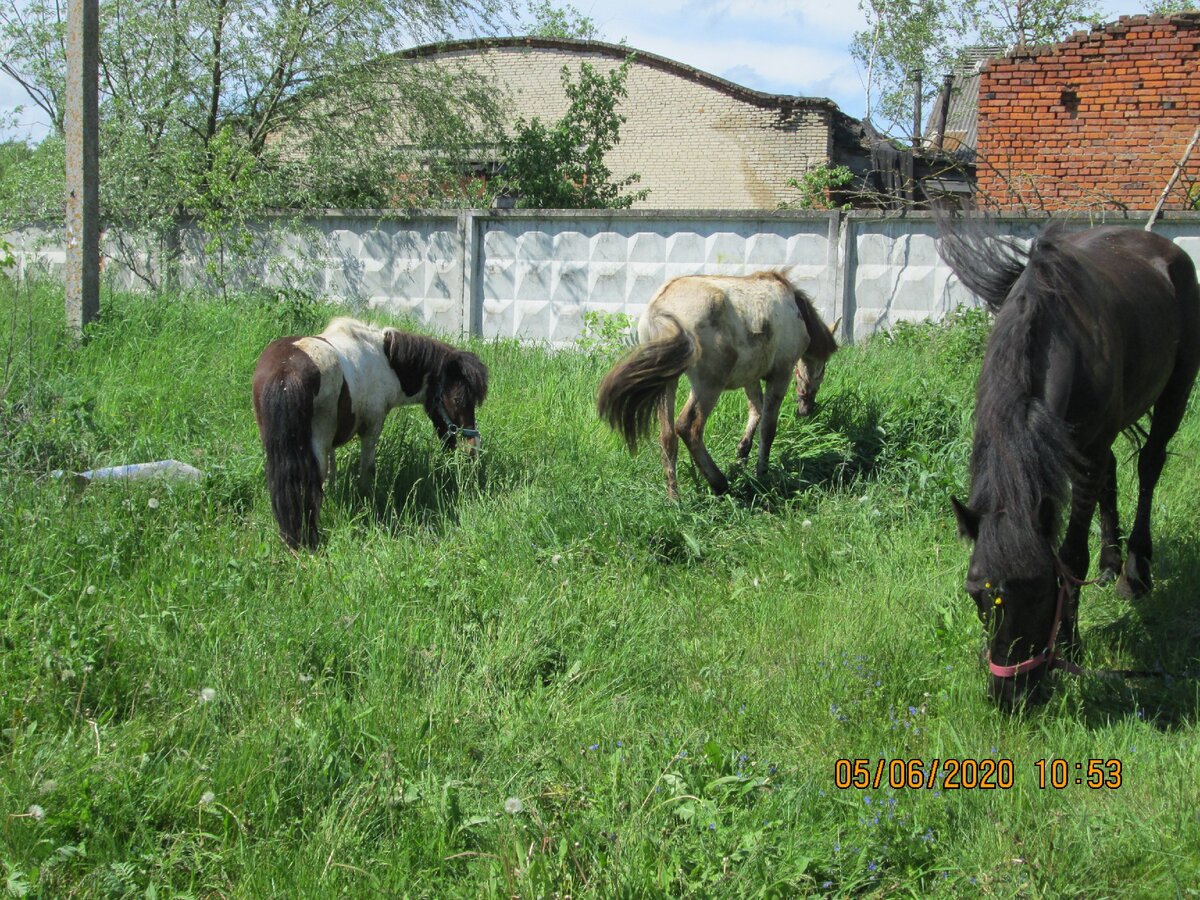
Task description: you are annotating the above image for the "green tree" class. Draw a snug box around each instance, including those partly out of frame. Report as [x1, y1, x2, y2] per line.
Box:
[0, 0, 516, 283]
[853, 0, 1101, 135]
[525, 0, 599, 39]
[1144, 0, 1197, 11]
[498, 59, 648, 209]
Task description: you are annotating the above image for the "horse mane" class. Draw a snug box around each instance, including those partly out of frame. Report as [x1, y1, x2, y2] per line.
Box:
[967, 225, 1084, 564]
[758, 270, 839, 360]
[383, 328, 488, 405]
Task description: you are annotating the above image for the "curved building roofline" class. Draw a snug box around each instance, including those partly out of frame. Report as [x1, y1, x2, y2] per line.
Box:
[390, 36, 843, 115]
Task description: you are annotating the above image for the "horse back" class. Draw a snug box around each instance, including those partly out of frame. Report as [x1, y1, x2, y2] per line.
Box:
[309, 318, 411, 425]
[643, 274, 805, 387]
[1038, 227, 1200, 436]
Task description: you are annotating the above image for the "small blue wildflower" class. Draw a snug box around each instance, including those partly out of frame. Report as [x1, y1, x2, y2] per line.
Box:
[616, 741, 623, 747]
[864, 796, 872, 805]
[868, 861, 877, 872]
[708, 823, 716, 830]
[768, 764, 777, 775]
[819, 789, 826, 797]
[908, 706, 918, 716]
[822, 882, 833, 889]
[589, 743, 599, 751]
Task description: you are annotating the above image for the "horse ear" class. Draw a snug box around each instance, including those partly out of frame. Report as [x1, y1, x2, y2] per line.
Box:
[449, 350, 489, 406]
[830, 317, 842, 336]
[951, 496, 979, 541]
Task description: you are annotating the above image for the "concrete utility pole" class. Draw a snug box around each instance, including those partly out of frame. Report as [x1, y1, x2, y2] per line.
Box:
[65, 0, 100, 338]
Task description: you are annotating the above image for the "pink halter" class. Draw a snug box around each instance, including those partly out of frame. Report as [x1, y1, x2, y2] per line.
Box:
[987, 557, 1085, 679]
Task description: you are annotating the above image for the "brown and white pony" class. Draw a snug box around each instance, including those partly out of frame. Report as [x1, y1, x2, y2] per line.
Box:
[252, 317, 488, 549]
[597, 271, 838, 498]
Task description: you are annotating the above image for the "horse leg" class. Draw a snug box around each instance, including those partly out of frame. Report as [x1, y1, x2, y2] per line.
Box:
[1120, 383, 1192, 598]
[358, 422, 383, 495]
[676, 384, 729, 495]
[754, 373, 790, 480]
[1058, 460, 1103, 653]
[1096, 449, 1122, 583]
[657, 379, 681, 500]
[735, 382, 763, 464]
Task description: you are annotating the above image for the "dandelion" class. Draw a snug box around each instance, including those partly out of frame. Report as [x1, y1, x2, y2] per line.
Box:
[86, 585, 96, 596]
[802, 519, 813, 528]
[148, 497, 159, 509]
[38, 780, 57, 795]
[199, 687, 216, 703]
[200, 791, 215, 806]
[504, 796, 524, 815]
[26, 804, 45, 821]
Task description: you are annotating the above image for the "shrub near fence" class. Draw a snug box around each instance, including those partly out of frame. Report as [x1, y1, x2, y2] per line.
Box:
[8, 210, 1200, 343]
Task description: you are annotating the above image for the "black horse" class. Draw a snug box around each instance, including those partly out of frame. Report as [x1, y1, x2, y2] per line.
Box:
[941, 222, 1200, 706]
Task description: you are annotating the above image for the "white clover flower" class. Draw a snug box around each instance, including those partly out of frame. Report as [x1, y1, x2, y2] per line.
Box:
[504, 796, 524, 815]
[801, 519, 813, 528]
[86, 585, 97, 595]
[200, 791, 215, 806]
[199, 687, 217, 703]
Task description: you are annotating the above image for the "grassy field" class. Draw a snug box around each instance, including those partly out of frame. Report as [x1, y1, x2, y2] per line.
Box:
[1, 277, 1199, 898]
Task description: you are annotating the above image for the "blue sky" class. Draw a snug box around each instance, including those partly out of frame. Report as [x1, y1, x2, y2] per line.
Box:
[0, 1, 1147, 143]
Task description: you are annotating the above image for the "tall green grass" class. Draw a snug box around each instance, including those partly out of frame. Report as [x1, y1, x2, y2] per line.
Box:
[2, 279, 1198, 897]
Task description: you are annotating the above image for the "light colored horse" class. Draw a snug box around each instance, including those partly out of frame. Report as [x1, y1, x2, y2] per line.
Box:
[252, 317, 488, 549]
[597, 271, 838, 498]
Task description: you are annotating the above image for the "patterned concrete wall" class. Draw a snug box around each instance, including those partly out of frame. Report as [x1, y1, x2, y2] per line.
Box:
[475, 214, 838, 342]
[10, 212, 1200, 344]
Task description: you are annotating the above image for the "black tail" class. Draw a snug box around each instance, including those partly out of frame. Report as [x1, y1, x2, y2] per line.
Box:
[596, 315, 698, 452]
[256, 372, 323, 550]
[937, 214, 1032, 313]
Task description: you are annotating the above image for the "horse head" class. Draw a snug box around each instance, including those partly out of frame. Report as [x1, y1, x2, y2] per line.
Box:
[432, 350, 489, 455]
[793, 317, 840, 416]
[952, 496, 1067, 708]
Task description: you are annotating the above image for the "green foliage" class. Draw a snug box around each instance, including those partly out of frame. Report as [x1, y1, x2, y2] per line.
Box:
[0, 0, 513, 275]
[784, 164, 856, 210]
[524, 0, 600, 38]
[1145, 0, 1198, 10]
[0, 136, 64, 227]
[575, 310, 634, 357]
[499, 60, 649, 209]
[2, 279, 1200, 895]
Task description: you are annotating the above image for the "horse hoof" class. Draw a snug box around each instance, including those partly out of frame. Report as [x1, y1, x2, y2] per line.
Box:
[1116, 573, 1150, 599]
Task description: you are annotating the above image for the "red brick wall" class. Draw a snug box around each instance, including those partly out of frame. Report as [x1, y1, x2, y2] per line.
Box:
[977, 14, 1200, 211]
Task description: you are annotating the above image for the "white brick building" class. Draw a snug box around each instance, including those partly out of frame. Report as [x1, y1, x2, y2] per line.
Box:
[393, 37, 864, 210]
